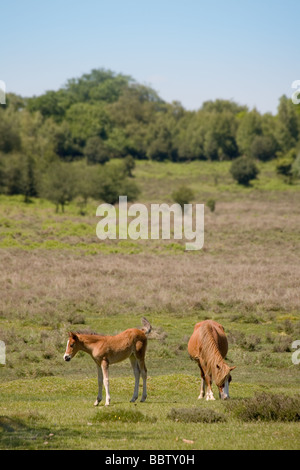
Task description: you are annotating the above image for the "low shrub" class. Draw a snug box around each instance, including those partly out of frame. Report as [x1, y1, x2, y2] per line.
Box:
[227, 330, 261, 351]
[206, 199, 216, 212]
[226, 393, 300, 422]
[272, 336, 293, 353]
[230, 156, 259, 186]
[172, 186, 195, 208]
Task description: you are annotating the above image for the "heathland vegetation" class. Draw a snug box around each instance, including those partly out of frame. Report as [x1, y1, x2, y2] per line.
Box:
[0, 69, 300, 450]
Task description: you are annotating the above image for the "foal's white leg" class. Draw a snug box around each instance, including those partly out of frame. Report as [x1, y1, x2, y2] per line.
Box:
[101, 360, 110, 406]
[130, 356, 140, 402]
[198, 377, 205, 399]
[94, 365, 103, 406]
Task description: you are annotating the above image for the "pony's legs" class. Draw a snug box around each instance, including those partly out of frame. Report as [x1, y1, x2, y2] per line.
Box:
[129, 355, 140, 402]
[205, 375, 215, 401]
[101, 359, 110, 406]
[197, 364, 205, 399]
[138, 359, 147, 402]
[198, 377, 205, 399]
[134, 342, 147, 402]
[94, 364, 103, 406]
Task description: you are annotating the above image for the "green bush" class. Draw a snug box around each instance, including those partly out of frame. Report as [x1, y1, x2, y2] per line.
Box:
[272, 336, 293, 353]
[276, 149, 297, 182]
[226, 393, 300, 422]
[292, 152, 300, 179]
[84, 136, 110, 165]
[227, 330, 261, 351]
[250, 135, 277, 161]
[172, 185, 194, 208]
[206, 198, 216, 212]
[230, 156, 259, 186]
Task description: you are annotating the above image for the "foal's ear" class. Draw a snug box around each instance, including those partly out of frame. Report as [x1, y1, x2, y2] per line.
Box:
[69, 331, 78, 341]
[230, 366, 236, 371]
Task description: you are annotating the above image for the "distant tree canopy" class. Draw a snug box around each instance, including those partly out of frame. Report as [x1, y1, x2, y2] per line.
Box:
[0, 67, 300, 206]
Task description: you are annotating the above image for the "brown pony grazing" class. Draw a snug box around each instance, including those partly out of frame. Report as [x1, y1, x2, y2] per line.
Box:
[188, 320, 236, 400]
[64, 318, 152, 406]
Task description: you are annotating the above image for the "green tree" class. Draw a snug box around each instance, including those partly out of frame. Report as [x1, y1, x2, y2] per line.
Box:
[94, 164, 140, 205]
[250, 135, 277, 161]
[65, 68, 133, 104]
[50, 120, 82, 160]
[146, 110, 178, 161]
[176, 111, 206, 160]
[230, 156, 259, 186]
[71, 160, 102, 213]
[236, 110, 262, 156]
[27, 90, 66, 121]
[0, 108, 21, 153]
[22, 155, 38, 202]
[0, 153, 24, 195]
[40, 161, 78, 212]
[84, 136, 110, 165]
[275, 96, 299, 153]
[0, 153, 37, 200]
[66, 102, 111, 145]
[122, 155, 136, 177]
[276, 148, 297, 183]
[203, 112, 238, 160]
[201, 99, 248, 115]
[292, 152, 300, 180]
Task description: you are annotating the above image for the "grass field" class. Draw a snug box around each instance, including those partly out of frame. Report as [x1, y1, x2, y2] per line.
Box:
[0, 160, 300, 450]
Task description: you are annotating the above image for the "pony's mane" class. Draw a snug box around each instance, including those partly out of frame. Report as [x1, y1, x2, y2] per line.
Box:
[198, 323, 229, 385]
[74, 330, 106, 337]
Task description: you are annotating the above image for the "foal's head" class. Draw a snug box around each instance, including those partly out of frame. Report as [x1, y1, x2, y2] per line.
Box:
[63, 332, 80, 362]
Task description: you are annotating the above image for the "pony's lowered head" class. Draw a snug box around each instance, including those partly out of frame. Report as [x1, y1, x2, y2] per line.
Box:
[215, 363, 236, 399]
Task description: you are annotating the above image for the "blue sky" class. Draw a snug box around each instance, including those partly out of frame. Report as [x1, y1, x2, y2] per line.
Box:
[1, 0, 299, 114]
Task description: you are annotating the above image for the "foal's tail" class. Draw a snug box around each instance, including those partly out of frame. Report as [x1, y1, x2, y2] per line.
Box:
[141, 317, 152, 335]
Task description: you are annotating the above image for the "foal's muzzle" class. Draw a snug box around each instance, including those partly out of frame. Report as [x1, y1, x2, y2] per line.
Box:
[64, 354, 71, 362]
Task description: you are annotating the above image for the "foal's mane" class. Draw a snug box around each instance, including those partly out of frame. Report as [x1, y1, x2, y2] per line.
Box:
[73, 330, 107, 338]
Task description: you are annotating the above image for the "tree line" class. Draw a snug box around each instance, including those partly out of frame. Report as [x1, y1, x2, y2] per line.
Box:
[0, 68, 300, 208]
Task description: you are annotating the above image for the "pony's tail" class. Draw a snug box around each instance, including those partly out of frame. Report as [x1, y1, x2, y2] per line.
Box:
[141, 317, 152, 335]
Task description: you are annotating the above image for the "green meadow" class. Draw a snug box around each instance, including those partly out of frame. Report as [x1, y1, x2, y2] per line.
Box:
[0, 160, 300, 450]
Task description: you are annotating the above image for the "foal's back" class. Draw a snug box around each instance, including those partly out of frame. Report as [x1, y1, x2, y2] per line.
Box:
[93, 328, 147, 364]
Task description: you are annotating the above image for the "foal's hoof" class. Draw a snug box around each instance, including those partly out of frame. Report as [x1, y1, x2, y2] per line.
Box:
[94, 399, 100, 406]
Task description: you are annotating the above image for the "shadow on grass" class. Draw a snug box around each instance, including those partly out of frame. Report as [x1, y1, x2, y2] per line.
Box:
[0, 413, 152, 449]
[0, 415, 81, 449]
